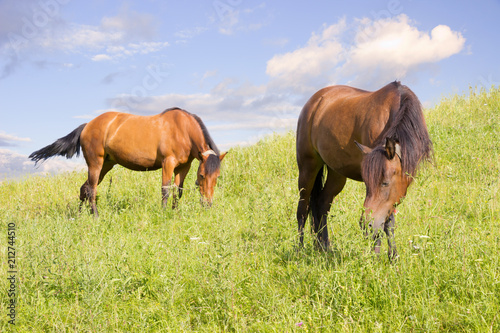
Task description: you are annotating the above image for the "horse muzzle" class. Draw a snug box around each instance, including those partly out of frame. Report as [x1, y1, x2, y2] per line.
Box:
[359, 209, 389, 239]
[200, 197, 213, 208]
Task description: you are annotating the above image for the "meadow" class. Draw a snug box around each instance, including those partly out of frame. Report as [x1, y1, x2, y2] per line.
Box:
[1, 87, 499, 332]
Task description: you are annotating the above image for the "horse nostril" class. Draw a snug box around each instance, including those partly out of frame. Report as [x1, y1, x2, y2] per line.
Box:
[368, 223, 373, 228]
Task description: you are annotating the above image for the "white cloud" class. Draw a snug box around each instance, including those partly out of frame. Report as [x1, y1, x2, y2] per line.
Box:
[202, 70, 218, 81]
[20, 23, 120, 53]
[215, 7, 240, 35]
[266, 19, 347, 94]
[174, 26, 208, 40]
[266, 15, 465, 92]
[342, 15, 466, 87]
[100, 7, 157, 40]
[132, 41, 169, 54]
[0, 148, 85, 181]
[0, 6, 167, 72]
[105, 74, 298, 132]
[0, 131, 31, 147]
[43, 20, 169, 61]
[213, 2, 268, 35]
[42, 7, 158, 53]
[208, 118, 297, 132]
[110, 92, 222, 117]
[101, 14, 465, 152]
[91, 41, 169, 61]
[92, 54, 113, 62]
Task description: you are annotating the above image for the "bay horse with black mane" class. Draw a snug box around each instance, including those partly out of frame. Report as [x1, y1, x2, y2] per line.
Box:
[30, 108, 227, 217]
[296, 81, 432, 259]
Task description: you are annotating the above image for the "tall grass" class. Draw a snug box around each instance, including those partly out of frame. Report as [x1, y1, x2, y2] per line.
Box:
[1, 87, 499, 332]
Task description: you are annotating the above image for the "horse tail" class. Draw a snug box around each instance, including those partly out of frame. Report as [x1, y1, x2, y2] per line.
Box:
[309, 164, 326, 230]
[29, 123, 87, 164]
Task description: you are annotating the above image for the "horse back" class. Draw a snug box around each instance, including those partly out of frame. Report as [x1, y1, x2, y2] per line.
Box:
[297, 82, 402, 179]
[80, 110, 196, 170]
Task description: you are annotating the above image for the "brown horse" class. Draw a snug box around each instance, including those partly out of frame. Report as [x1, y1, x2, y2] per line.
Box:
[296, 81, 432, 258]
[30, 108, 227, 216]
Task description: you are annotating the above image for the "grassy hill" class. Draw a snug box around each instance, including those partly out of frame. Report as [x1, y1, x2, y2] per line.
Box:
[1, 87, 499, 332]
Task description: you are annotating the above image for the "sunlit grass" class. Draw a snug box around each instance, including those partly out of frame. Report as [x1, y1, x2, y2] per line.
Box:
[1, 87, 499, 331]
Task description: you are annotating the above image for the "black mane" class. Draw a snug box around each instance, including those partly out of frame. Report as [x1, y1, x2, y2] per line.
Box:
[162, 107, 220, 155]
[204, 154, 221, 175]
[362, 82, 433, 191]
[162, 107, 221, 174]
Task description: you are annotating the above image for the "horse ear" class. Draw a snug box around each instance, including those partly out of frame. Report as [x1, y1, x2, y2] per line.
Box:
[355, 141, 372, 155]
[219, 151, 227, 161]
[384, 137, 396, 160]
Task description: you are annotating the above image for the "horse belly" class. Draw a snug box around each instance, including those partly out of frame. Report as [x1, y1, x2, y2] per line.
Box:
[319, 145, 363, 181]
[108, 147, 162, 171]
[312, 117, 362, 181]
[105, 129, 163, 171]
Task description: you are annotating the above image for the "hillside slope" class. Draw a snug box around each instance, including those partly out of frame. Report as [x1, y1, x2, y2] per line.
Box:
[1, 88, 499, 332]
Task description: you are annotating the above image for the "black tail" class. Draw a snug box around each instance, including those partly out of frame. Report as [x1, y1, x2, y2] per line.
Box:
[29, 124, 87, 164]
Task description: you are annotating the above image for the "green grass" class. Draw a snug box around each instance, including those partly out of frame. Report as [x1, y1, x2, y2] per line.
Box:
[1, 87, 499, 332]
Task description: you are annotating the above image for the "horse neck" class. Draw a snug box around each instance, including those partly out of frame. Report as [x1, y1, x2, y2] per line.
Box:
[364, 88, 401, 146]
[188, 120, 211, 160]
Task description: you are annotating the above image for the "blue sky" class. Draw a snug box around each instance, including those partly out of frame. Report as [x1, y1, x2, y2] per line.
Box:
[1, 0, 499, 180]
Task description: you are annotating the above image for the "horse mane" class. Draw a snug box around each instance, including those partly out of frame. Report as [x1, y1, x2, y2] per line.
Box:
[162, 107, 221, 174]
[162, 107, 220, 154]
[362, 82, 433, 190]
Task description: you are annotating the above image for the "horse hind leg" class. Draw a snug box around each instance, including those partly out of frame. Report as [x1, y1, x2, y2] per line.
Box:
[80, 173, 99, 217]
[296, 159, 322, 248]
[310, 167, 346, 251]
[80, 159, 114, 217]
[79, 180, 90, 211]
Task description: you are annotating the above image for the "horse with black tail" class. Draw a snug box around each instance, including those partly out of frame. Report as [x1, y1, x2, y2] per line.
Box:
[296, 81, 433, 259]
[30, 108, 227, 217]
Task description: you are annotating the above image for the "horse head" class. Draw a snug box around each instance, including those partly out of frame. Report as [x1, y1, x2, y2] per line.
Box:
[356, 138, 410, 245]
[196, 150, 227, 206]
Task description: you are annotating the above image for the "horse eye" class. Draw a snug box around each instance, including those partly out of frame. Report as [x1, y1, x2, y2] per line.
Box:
[381, 181, 390, 187]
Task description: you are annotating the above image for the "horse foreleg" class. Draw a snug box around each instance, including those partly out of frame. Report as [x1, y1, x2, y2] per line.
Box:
[359, 214, 369, 237]
[384, 213, 398, 260]
[161, 158, 177, 208]
[172, 163, 192, 209]
[373, 233, 382, 255]
[360, 210, 383, 254]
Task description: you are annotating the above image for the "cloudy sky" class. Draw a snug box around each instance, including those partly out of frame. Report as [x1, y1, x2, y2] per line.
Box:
[1, 0, 498, 180]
